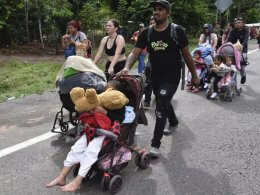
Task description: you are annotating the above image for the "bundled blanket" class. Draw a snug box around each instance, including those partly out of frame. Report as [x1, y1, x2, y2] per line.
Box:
[56, 56, 106, 82]
[56, 56, 107, 94]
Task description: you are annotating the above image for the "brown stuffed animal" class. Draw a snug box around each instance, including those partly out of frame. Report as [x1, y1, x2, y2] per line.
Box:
[75, 43, 87, 57]
[70, 87, 129, 113]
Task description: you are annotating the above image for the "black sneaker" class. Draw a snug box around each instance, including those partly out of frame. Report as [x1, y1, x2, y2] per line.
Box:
[241, 75, 246, 84]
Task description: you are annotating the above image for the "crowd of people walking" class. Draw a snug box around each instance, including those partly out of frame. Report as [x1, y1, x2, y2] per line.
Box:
[49, 0, 256, 193]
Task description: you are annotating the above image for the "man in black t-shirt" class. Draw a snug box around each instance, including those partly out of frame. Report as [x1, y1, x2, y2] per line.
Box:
[119, 0, 199, 157]
[227, 18, 249, 84]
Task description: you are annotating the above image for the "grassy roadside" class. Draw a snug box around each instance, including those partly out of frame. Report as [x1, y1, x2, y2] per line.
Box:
[0, 60, 62, 102]
[0, 40, 198, 103]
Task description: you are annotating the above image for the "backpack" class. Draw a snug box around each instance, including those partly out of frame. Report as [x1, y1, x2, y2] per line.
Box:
[147, 23, 180, 49]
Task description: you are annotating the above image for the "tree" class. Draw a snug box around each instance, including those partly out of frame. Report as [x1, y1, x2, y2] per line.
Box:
[0, 0, 24, 46]
[170, 0, 214, 35]
[128, 0, 151, 26]
[230, 0, 260, 22]
[117, 0, 128, 26]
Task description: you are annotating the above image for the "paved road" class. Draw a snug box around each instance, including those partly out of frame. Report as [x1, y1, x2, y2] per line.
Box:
[0, 41, 259, 195]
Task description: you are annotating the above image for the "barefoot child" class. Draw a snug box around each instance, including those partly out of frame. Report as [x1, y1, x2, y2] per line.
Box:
[46, 80, 125, 192]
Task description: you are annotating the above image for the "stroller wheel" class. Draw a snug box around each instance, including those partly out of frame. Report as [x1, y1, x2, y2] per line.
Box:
[229, 93, 234, 102]
[101, 174, 110, 191]
[224, 92, 229, 101]
[135, 152, 151, 169]
[108, 175, 123, 194]
[206, 91, 211, 99]
[69, 112, 78, 126]
[225, 91, 233, 102]
[60, 122, 69, 132]
[135, 153, 142, 167]
[237, 88, 242, 96]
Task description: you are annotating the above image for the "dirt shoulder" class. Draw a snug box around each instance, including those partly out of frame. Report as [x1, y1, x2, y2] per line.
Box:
[0, 54, 65, 63]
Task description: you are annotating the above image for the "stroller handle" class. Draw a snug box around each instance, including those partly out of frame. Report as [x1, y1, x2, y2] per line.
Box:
[96, 128, 118, 141]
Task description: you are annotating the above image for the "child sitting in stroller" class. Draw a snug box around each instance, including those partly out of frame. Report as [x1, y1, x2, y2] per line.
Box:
[204, 55, 228, 99]
[46, 80, 126, 192]
[217, 56, 237, 88]
[186, 50, 204, 93]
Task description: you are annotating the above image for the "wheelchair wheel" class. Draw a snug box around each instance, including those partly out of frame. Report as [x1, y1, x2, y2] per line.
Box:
[69, 111, 78, 126]
[60, 121, 69, 132]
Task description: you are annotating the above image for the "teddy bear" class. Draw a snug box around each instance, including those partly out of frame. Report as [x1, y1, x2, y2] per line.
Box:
[75, 43, 87, 57]
[70, 87, 129, 113]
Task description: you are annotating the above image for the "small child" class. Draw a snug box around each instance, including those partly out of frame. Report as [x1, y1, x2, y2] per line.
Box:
[186, 50, 204, 93]
[46, 80, 125, 192]
[217, 56, 237, 88]
[204, 55, 227, 99]
[225, 56, 237, 73]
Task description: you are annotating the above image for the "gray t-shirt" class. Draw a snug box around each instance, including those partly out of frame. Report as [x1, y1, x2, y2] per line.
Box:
[70, 31, 87, 43]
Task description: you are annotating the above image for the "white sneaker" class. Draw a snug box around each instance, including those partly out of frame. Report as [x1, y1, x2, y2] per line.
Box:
[204, 83, 208, 89]
[149, 147, 160, 157]
[210, 92, 218, 99]
[164, 124, 178, 135]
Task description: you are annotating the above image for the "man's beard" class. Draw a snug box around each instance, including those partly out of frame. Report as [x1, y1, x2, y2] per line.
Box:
[155, 19, 165, 25]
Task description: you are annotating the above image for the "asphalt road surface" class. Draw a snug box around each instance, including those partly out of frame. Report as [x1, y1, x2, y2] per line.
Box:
[0, 41, 259, 195]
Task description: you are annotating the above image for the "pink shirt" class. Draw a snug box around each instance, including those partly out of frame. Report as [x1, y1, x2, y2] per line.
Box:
[194, 57, 204, 69]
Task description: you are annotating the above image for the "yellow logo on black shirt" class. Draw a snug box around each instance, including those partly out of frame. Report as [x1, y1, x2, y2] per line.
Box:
[151, 41, 168, 51]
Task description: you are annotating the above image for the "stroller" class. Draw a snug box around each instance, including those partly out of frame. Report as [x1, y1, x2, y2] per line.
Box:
[52, 56, 107, 137]
[72, 74, 150, 194]
[187, 45, 214, 90]
[206, 43, 242, 101]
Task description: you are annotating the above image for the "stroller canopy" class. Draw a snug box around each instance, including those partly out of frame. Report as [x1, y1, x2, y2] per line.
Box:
[217, 43, 241, 70]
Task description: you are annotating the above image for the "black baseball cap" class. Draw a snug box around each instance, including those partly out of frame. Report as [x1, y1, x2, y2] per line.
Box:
[150, 0, 171, 12]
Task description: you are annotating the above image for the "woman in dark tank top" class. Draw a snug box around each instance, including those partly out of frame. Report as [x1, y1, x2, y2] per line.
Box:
[94, 19, 126, 80]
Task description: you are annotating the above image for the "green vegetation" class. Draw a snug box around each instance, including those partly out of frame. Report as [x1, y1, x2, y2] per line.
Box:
[1, 0, 259, 47]
[189, 39, 199, 52]
[0, 60, 62, 102]
[0, 39, 198, 102]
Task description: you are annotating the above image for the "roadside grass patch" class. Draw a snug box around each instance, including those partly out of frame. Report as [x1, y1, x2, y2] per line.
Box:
[0, 60, 62, 102]
[189, 39, 198, 51]
[0, 40, 196, 102]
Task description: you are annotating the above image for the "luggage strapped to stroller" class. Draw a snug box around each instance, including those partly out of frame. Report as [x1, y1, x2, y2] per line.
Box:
[71, 74, 150, 194]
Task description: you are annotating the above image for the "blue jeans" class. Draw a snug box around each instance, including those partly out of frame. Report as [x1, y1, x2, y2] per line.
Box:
[138, 53, 146, 74]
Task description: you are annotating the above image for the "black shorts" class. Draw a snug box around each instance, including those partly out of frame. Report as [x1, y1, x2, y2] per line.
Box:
[105, 60, 126, 74]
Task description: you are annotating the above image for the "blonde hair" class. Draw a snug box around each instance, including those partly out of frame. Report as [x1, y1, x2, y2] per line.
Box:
[234, 40, 242, 52]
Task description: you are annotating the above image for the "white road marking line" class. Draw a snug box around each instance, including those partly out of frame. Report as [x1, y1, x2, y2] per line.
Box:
[248, 49, 258, 55]
[0, 130, 60, 159]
